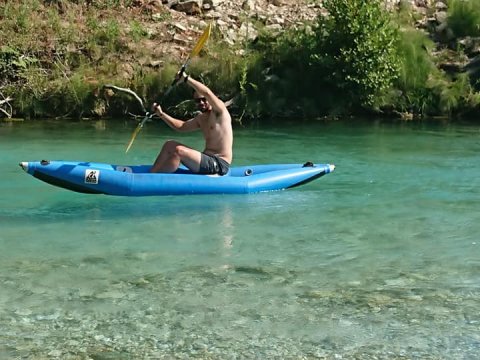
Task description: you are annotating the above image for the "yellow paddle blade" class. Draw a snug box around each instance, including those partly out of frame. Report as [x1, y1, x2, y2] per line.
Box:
[125, 124, 142, 153]
[189, 23, 212, 59]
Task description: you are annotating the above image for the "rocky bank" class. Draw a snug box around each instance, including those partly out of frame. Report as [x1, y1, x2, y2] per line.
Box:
[2, 0, 479, 119]
[111, 0, 479, 86]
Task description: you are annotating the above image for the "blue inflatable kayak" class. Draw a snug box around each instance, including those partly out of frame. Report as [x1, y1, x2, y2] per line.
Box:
[19, 160, 335, 196]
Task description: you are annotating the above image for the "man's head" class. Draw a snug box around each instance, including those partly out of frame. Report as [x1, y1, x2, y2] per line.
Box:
[193, 92, 211, 113]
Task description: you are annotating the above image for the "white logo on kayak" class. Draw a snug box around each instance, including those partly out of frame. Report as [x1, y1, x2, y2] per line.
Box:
[85, 169, 100, 184]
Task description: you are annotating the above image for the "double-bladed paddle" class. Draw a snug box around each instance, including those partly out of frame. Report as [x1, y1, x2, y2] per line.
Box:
[124, 23, 212, 153]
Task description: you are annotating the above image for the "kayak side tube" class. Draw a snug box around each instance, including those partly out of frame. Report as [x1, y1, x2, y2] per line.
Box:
[19, 161, 335, 196]
[244, 164, 334, 193]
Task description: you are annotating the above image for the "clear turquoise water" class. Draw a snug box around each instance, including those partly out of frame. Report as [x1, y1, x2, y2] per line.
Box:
[0, 119, 479, 358]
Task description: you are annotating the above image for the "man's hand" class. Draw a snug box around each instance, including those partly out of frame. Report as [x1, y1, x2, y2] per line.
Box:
[152, 102, 163, 116]
[174, 70, 188, 85]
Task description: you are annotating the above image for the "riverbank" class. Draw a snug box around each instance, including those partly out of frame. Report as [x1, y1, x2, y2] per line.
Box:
[0, 0, 479, 121]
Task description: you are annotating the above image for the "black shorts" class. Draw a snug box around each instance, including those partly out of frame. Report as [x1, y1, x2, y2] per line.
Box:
[199, 153, 230, 175]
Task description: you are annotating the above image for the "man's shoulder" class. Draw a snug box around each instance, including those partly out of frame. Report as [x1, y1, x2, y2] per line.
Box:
[212, 105, 231, 119]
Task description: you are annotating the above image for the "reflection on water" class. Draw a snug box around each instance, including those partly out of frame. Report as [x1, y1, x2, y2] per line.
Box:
[0, 119, 479, 358]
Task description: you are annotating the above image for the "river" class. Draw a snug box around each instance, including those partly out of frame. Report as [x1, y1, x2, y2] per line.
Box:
[0, 118, 479, 359]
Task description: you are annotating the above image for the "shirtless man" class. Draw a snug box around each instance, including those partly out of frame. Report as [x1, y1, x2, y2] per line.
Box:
[150, 72, 233, 175]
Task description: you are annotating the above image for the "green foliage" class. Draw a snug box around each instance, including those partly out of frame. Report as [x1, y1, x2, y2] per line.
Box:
[4, 0, 39, 34]
[85, 15, 124, 54]
[215, 23, 317, 119]
[395, 0, 417, 26]
[427, 72, 480, 116]
[1, 0, 479, 120]
[447, 0, 480, 38]
[129, 20, 149, 42]
[46, 5, 62, 34]
[79, 0, 135, 9]
[237, 0, 401, 117]
[391, 24, 480, 117]
[0, 46, 38, 86]
[393, 28, 438, 114]
[97, 19, 122, 50]
[314, 0, 400, 108]
[152, 10, 172, 22]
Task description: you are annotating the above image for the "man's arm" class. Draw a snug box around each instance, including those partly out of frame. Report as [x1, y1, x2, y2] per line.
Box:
[181, 73, 227, 115]
[152, 103, 200, 132]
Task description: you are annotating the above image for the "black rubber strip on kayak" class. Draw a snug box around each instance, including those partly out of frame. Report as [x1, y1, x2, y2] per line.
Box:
[286, 170, 326, 189]
[33, 171, 104, 194]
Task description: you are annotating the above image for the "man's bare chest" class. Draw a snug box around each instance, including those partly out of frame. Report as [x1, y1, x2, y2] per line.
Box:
[199, 114, 220, 134]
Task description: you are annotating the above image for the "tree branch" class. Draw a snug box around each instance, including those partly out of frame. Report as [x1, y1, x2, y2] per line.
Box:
[0, 96, 13, 106]
[0, 94, 13, 118]
[102, 84, 147, 114]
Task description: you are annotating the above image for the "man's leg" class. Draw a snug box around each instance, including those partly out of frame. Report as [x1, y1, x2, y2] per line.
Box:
[150, 140, 202, 173]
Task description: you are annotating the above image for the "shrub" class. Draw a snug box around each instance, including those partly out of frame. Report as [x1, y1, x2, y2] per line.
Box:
[313, 0, 401, 109]
[447, 0, 480, 38]
[393, 28, 438, 114]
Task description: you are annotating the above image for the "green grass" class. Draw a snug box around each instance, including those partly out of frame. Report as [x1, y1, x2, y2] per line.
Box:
[448, 0, 480, 37]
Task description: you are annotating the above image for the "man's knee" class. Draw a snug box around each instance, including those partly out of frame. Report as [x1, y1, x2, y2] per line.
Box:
[162, 140, 180, 152]
[176, 145, 190, 158]
[162, 141, 190, 159]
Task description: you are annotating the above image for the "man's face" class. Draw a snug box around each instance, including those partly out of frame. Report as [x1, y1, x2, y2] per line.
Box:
[194, 94, 210, 113]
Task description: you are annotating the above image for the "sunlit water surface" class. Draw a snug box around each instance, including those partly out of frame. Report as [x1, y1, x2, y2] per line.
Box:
[0, 119, 479, 359]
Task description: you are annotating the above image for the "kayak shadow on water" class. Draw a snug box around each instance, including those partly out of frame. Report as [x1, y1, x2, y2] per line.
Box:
[1, 189, 330, 265]
[8, 190, 316, 223]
